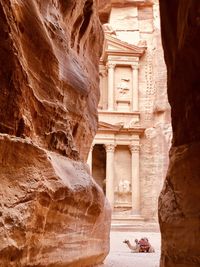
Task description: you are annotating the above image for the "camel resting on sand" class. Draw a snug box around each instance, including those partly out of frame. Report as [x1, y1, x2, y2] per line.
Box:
[123, 237, 155, 253]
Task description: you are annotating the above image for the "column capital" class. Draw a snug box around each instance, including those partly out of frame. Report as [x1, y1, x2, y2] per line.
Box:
[104, 144, 116, 152]
[129, 144, 140, 153]
[106, 62, 116, 69]
[131, 63, 139, 70]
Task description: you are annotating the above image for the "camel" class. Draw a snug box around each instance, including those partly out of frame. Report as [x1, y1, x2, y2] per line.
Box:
[123, 237, 155, 253]
[123, 239, 140, 253]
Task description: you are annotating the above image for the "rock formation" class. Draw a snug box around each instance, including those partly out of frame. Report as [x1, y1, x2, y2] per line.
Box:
[159, 1, 200, 266]
[0, 0, 111, 266]
[98, 0, 111, 24]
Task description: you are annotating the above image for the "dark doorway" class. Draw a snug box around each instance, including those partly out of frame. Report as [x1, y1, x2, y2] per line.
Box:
[92, 144, 106, 194]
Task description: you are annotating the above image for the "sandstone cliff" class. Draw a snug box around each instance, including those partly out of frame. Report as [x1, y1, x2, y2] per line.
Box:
[159, 1, 200, 266]
[0, 0, 111, 266]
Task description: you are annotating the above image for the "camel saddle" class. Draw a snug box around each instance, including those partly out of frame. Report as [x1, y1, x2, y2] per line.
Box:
[138, 238, 150, 252]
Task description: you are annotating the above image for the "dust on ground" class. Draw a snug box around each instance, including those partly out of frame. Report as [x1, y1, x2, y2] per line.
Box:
[99, 231, 161, 267]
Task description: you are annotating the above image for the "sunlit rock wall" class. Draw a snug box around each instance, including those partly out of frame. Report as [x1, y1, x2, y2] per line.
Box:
[137, 0, 171, 220]
[0, 0, 111, 266]
[159, 0, 200, 266]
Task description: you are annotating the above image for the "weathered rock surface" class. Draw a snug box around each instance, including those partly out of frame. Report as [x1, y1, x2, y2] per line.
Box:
[98, 0, 111, 23]
[0, 134, 110, 267]
[0, 0, 111, 266]
[159, 1, 200, 266]
[0, 0, 103, 161]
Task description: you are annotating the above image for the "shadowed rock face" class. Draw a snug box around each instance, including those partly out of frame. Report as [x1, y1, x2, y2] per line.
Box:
[0, 0, 111, 266]
[0, 0, 103, 161]
[98, 0, 111, 23]
[159, 1, 200, 266]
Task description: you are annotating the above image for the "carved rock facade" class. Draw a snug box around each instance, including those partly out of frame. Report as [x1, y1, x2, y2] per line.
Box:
[159, 1, 200, 266]
[89, 0, 171, 228]
[0, 0, 111, 266]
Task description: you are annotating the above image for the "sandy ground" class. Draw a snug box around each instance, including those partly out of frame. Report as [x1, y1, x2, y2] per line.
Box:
[99, 231, 161, 267]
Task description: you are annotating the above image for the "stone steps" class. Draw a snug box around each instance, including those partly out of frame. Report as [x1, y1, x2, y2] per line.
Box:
[111, 214, 160, 232]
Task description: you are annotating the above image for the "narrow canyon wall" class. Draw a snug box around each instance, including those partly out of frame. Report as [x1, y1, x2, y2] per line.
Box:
[0, 0, 111, 266]
[138, 0, 171, 220]
[159, 1, 200, 266]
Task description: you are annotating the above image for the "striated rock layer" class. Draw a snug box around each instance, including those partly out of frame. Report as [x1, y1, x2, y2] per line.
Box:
[159, 1, 200, 267]
[0, 0, 111, 266]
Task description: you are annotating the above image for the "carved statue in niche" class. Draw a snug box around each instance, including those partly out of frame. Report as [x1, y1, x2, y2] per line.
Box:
[157, 122, 172, 151]
[145, 127, 157, 139]
[145, 122, 172, 153]
[117, 77, 130, 98]
[115, 179, 131, 205]
[118, 179, 131, 194]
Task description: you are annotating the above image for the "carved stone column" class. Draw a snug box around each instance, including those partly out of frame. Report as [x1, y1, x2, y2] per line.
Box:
[99, 69, 107, 110]
[105, 144, 116, 208]
[129, 144, 140, 214]
[107, 63, 115, 110]
[131, 64, 139, 111]
[87, 144, 94, 174]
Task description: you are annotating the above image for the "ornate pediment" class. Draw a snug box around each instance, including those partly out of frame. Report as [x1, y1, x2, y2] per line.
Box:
[98, 121, 145, 135]
[98, 121, 122, 131]
[101, 33, 146, 61]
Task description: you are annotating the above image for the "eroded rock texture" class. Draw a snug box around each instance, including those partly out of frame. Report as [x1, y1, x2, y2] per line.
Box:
[159, 1, 200, 266]
[0, 0, 110, 266]
[0, 0, 104, 160]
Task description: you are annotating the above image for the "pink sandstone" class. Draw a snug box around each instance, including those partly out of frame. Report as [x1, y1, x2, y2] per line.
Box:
[0, 0, 111, 266]
[159, 1, 200, 266]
